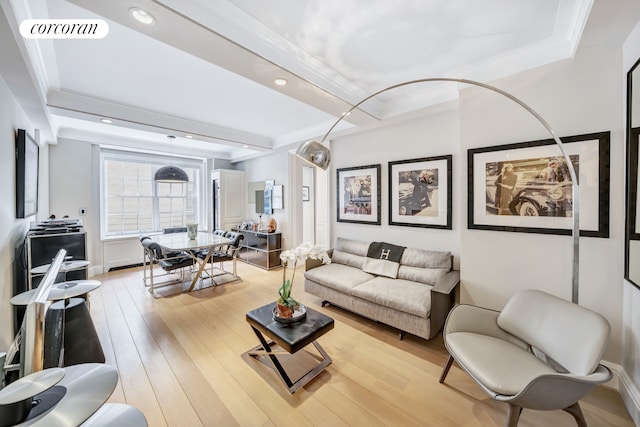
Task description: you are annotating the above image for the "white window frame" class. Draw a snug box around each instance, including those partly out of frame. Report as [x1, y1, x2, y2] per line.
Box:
[99, 148, 207, 239]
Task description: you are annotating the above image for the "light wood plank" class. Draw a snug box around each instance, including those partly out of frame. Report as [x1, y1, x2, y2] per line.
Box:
[85, 263, 634, 427]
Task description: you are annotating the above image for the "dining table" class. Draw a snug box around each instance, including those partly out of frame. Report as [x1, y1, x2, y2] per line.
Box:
[151, 232, 232, 292]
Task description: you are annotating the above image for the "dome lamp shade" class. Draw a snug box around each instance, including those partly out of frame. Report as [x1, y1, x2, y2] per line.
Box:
[154, 165, 189, 183]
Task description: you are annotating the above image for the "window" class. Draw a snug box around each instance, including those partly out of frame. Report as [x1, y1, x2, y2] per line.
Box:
[100, 149, 206, 238]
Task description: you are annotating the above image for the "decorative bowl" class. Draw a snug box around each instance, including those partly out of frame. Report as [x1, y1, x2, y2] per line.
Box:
[273, 304, 307, 323]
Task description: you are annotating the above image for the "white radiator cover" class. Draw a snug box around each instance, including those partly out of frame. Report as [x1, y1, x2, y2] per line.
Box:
[103, 237, 143, 272]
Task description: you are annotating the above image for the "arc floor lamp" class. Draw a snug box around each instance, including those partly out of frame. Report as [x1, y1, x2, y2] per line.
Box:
[296, 77, 581, 304]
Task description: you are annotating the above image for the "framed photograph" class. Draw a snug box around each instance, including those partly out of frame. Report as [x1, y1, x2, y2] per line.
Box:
[337, 164, 381, 225]
[302, 186, 310, 201]
[388, 155, 452, 229]
[272, 184, 283, 209]
[468, 131, 610, 237]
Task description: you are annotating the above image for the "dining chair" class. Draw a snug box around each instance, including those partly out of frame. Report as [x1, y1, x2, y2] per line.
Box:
[197, 231, 244, 283]
[140, 238, 195, 293]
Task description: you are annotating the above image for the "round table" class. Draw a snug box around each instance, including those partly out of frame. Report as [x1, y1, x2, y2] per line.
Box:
[30, 260, 90, 275]
[10, 280, 101, 306]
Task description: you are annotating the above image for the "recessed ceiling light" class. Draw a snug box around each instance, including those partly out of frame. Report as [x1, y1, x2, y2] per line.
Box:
[185, 134, 193, 139]
[274, 78, 288, 86]
[242, 145, 249, 149]
[100, 118, 112, 124]
[129, 7, 155, 25]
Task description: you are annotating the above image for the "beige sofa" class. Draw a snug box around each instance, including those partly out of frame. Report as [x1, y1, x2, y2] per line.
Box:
[304, 237, 459, 340]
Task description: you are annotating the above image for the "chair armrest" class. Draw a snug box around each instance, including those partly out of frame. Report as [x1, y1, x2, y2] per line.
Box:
[428, 270, 459, 339]
[444, 304, 520, 344]
[305, 249, 333, 271]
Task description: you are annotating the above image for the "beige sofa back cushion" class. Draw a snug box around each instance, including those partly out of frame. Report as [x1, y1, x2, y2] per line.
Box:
[396, 248, 451, 285]
[332, 238, 451, 286]
[332, 237, 369, 268]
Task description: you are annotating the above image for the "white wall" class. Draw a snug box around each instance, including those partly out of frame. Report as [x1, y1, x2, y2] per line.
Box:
[0, 74, 48, 351]
[236, 151, 292, 249]
[325, 6, 626, 367]
[331, 101, 463, 267]
[49, 139, 98, 270]
[622, 17, 640, 427]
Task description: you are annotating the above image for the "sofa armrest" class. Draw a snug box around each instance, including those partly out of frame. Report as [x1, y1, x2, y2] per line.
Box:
[429, 270, 460, 339]
[432, 270, 459, 295]
[305, 248, 333, 271]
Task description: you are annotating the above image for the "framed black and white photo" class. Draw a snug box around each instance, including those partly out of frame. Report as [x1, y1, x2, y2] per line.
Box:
[468, 131, 610, 237]
[302, 186, 310, 201]
[337, 164, 381, 225]
[388, 155, 452, 229]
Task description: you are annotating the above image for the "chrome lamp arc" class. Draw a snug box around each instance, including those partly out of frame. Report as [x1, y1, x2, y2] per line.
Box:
[296, 77, 581, 304]
[154, 135, 189, 183]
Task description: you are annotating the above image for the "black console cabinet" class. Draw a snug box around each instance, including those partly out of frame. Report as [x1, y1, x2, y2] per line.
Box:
[237, 230, 282, 270]
[27, 231, 87, 289]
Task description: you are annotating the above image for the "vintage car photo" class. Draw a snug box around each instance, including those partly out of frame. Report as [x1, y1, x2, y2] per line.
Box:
[485, 157, 578, 217]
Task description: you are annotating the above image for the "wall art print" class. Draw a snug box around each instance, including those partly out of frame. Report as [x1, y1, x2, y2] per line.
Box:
[388, 155, 452, 229]
[337, 164, 381, 225]
[468, 131, 610, 237]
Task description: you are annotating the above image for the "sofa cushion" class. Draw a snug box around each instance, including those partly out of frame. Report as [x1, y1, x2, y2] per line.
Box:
[331, 237, 369, 268]
[332, 250, 366, 269]
[304, 263, 374, 294]
[335, 237, 369, 256]
[397, 248, 451, 285]
[351, 277, 433, 318]
[362, 241, 406, 279]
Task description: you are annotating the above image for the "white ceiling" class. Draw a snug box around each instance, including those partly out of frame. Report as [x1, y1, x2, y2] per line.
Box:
[2, 0, 596, 161]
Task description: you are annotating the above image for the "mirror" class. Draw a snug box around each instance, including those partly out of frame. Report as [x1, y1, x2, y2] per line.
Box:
[625, 57, 640, 288]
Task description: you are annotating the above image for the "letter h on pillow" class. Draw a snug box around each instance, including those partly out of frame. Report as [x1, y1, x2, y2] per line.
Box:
[362, 242, 406, 279]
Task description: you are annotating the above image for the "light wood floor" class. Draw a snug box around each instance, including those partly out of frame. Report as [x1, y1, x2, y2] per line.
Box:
[89, 262, 634, 427]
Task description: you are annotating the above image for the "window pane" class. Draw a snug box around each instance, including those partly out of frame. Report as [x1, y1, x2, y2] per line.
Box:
[107, 197, 122, 214]
[123, 197, 138, 212]
[107, 215, 122, 233]
[106, 179, 122, 196]
[157, 183, 171, 197]
[139, 179, 152, 196]
[103, 156, 202, 237]
[171, 198, 184, 211]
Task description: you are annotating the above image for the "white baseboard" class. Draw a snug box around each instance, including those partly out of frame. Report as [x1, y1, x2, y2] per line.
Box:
[603, 360, 640, 425]
[88, 265, 103, 277]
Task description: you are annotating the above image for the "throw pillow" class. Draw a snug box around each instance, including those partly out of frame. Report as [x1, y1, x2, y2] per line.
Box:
[362, 241, 405, 279]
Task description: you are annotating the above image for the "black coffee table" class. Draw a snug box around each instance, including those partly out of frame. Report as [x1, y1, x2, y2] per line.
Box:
[245, 302, 334, 393]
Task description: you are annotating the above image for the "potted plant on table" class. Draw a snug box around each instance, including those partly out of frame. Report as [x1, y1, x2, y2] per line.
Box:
[277, 242, 331, 319]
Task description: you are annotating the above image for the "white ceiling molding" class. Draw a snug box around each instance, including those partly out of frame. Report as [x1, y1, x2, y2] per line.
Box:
[47, 90, 272, 149]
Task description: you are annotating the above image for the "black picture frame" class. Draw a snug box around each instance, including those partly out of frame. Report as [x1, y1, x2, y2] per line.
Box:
[388, 155, 452, 229]
[15, 129, 39, 218]
[336, 164, 381, 225]
[468, 131, 610, 237]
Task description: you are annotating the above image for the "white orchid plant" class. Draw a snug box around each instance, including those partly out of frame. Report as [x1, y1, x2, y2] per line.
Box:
[278, 242, 331, 311]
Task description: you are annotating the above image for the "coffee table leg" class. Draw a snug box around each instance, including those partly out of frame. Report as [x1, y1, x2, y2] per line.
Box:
[247, 327, 332, 393]
[249, 327, 294, 389]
